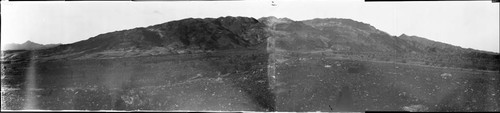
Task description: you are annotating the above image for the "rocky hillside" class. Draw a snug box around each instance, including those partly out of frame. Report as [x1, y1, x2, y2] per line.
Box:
[262, 16, 499, 70]
[2, 16, 497, 70]
[264, 17, 470, 54]
[35, 16, 268, 59]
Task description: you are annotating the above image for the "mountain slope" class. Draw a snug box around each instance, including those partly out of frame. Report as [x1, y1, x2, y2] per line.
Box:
[37, 16, 268, 59]
[268, 17, 461, 54]
[2, 16, 497, 70]
[261, 16, 498, 70]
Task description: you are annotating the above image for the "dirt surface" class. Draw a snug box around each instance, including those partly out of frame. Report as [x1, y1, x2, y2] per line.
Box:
[1, 51, 273, 111]
[2, 52, 499, 111]
[273, 54, 499, 112]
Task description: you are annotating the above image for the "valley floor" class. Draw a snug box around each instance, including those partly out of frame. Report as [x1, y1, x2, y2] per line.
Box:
[1, 51, 499, 112]
[273, 54, 499, 112]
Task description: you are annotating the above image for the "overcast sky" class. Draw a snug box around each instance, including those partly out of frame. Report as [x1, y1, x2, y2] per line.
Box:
[1, 0, 498, 52]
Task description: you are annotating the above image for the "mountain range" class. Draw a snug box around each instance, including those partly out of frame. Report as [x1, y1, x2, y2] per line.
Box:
[2, 41, 60, 51]
[2, 16, 498, 70]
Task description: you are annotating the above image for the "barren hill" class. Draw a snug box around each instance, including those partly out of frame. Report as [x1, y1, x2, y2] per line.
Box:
[2, 16, 498, 70]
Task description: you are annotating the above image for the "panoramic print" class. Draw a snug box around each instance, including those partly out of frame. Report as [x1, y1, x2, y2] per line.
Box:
[1, 0, 499, 112]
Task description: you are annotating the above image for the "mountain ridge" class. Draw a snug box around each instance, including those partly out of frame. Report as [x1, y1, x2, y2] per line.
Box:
[34, 16, 268, 59]
[2, 16, 498, 70]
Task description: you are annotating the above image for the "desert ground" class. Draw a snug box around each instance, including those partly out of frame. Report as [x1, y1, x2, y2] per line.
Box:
[1, 51, 499, 111]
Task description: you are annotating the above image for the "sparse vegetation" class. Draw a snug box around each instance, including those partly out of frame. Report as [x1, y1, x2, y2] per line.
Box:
[2, 16, 498, 111]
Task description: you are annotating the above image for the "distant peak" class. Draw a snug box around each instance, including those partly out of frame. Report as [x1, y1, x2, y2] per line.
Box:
[23, 40, 38, 45]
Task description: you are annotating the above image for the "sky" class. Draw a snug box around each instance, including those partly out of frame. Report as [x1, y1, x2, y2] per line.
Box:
[1, 0, 499, 52]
